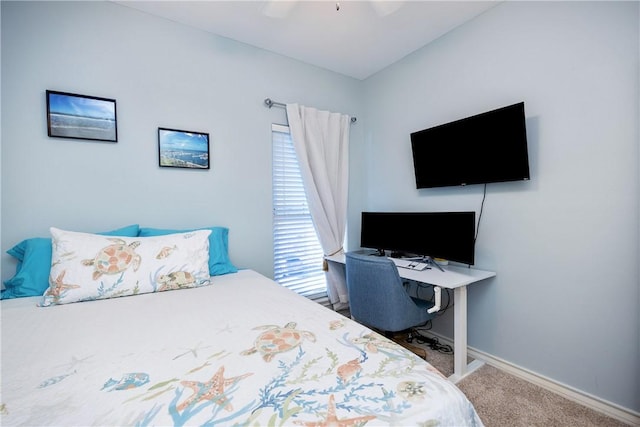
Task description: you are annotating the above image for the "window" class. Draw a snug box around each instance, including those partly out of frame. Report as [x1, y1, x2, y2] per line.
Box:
[272, 124, 329, 305]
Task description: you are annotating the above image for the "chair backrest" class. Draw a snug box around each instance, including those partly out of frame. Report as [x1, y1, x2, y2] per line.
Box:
[345, 252, 427, 332]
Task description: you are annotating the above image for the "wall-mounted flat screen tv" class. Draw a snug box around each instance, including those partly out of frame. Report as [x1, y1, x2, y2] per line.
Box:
[411, 102, 530, 188]
[360, 211, 476, 265]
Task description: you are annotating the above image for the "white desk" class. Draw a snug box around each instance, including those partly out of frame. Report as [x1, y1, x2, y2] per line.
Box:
[325, 253, 495, 383]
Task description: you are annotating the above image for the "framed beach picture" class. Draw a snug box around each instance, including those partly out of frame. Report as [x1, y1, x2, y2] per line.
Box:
[158, 127, 210, 169]
[46, 90, 117, 142]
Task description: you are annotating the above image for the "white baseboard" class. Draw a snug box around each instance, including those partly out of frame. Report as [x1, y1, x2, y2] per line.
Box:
[424, 331, 640, 426]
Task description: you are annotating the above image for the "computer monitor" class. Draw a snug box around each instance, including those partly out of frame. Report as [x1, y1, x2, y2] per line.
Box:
[360, 211, 476, 265]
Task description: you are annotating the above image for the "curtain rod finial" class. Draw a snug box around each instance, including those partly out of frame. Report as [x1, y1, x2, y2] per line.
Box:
[264, 98, 274, 108]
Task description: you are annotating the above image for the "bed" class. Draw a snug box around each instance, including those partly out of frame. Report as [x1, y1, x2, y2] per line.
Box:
[1, 226, 482, 426]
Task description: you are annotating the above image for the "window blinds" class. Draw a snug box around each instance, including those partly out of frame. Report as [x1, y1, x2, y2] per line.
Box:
[272, 124, 329, 306]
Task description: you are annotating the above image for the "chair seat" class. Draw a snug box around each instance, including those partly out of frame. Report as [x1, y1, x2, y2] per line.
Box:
[345, 252, 437, 333]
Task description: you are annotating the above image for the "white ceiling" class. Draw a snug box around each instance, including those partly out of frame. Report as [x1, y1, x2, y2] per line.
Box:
[115, 1, 500, 80]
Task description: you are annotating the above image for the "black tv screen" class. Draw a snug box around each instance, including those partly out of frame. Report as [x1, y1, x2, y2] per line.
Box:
[411, 102, 530, 188]
[360, 211, 476, 265]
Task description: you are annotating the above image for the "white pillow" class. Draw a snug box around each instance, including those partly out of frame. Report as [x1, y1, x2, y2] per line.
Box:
[41, 227, 211, 306]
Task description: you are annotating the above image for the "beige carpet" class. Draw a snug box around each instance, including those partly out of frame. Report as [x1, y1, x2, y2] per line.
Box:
[419, 343, 629, 427]
[456, 364, 628, 427]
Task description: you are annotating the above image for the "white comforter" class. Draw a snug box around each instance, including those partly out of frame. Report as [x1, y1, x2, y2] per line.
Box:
[1, 269, 482, 426]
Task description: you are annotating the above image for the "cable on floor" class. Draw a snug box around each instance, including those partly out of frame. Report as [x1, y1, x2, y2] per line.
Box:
[408, 328, 453, 354]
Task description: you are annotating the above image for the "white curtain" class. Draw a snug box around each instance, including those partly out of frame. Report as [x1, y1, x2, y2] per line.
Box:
[286, 103, 350, 307]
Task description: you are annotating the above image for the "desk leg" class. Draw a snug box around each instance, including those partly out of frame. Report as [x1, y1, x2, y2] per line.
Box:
[449, 285, 484, 384]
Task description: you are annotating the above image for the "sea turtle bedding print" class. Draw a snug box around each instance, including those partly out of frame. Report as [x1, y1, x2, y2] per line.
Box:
[1, 269, 483, 426]
[41, 227, 211, 306]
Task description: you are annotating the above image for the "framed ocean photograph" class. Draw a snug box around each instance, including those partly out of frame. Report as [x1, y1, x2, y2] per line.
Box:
[46, 90, 117, 142]
[158, 127, 210, 169]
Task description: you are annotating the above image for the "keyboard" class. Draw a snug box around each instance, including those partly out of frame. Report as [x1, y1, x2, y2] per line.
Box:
[389, 257, 430, 271]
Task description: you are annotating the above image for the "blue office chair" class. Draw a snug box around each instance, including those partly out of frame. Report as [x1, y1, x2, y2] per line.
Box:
[345, 252, 436, 335]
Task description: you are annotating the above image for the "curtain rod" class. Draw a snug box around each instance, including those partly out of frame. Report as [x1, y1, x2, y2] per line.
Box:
[264, 98, 357, 123]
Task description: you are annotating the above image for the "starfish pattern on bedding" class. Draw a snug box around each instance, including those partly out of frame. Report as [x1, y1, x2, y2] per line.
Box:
[173, 342, 211, 360]
[214, 323, 233, 334]
[45, 271, 80, 301]
[55, 355, 92, 371]
[177, 366, 252, 412]
[293, 394, 376, 427]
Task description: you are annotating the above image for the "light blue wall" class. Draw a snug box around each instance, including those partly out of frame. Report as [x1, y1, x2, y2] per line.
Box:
[362, 1, 639, 412]
[0, 1, 364, 280]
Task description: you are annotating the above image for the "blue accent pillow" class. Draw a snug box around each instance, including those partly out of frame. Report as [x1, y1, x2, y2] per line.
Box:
[2, 224, 140, 299]
[138, 227, 238, 276]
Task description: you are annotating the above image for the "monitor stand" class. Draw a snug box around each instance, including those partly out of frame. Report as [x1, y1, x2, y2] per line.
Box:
[423, 256, 445, 272]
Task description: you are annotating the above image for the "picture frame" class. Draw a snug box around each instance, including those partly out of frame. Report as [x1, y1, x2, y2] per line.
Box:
[46, 90, 117, 142]
[158, 127, 210, 169]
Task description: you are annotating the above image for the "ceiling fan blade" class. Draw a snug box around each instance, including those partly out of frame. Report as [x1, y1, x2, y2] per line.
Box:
[262, 0, 298, 18]
[370, 0, 404, 17]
